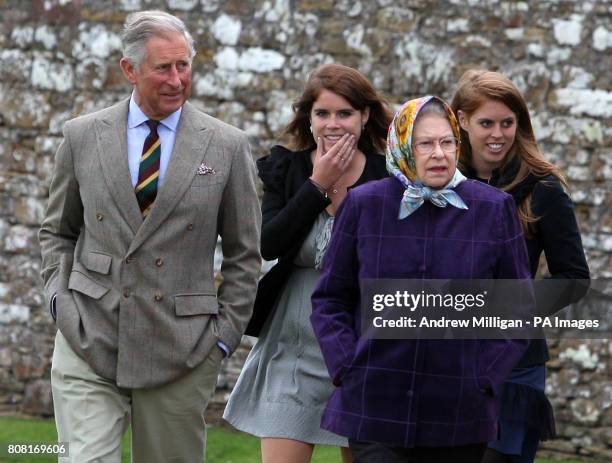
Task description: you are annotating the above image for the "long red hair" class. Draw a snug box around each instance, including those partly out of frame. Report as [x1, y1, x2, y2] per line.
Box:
[451, 69, 566, 234]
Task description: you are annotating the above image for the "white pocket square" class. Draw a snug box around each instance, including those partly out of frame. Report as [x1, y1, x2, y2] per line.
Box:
[197, 163, 216, 175]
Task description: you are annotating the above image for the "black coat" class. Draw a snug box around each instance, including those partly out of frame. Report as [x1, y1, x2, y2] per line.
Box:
[245, 145, 388, 336]
[466, 157, 590, 366]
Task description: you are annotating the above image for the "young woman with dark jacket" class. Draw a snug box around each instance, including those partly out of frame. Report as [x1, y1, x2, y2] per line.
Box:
[224, 63, 392, 463]
[451, 69, 590, 463]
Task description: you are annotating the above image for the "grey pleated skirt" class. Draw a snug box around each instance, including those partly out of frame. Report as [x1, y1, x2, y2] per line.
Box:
[223, 214, 346, 446]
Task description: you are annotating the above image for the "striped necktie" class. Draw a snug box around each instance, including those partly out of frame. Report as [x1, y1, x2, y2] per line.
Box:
[135, 120, 161, 217]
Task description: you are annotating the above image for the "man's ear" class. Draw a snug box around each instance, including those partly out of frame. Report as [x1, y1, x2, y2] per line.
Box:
[120, 57, 137, 85]
[457, 110, 468, 131]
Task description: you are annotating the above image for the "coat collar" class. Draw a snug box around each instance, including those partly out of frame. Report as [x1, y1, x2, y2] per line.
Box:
[95, 99, 142, 234]
[463, 154, 539, 206]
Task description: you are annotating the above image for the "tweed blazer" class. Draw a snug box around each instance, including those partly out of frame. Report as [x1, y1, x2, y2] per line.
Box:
[39, 100, 261, 388]
[311, 177, 530, 448]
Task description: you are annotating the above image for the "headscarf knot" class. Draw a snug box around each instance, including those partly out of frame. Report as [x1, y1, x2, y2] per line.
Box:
[386, 95, 469, 219]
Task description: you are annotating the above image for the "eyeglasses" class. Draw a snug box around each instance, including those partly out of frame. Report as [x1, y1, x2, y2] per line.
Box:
[413, 136, 460, 155]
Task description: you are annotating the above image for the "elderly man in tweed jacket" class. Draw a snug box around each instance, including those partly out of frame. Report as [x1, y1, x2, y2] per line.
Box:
[39, 10, 260, 463]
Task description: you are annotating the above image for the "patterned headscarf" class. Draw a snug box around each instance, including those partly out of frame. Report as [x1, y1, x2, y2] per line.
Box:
[386, 95, 468, 219]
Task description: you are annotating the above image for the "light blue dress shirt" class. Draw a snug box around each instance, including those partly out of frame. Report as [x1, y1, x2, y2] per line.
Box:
[127, 95, 181, 188]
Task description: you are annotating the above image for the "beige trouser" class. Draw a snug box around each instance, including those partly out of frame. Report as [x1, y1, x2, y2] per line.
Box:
[51, 330, 223, 463]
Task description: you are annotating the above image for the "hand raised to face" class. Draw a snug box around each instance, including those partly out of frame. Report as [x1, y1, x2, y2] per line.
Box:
[310, 133, 356, 191]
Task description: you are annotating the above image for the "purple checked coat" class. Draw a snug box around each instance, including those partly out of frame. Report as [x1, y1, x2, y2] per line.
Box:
[311, 177, 530, 448]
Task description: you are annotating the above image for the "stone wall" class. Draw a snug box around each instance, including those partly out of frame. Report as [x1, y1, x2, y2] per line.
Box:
[0, 0, 610, 460]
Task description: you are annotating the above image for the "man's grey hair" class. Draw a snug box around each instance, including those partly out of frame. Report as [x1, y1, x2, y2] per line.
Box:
[121, 10, 196, 69]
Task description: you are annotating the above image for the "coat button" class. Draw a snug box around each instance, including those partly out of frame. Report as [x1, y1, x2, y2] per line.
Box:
[187, 223, 194, 231]
[96, 213, 104, 221]
[125, 256, 134, 264]
[123, 288, 130, 298]
[155, 258, 164, 267]
[154, 292, 163, 301]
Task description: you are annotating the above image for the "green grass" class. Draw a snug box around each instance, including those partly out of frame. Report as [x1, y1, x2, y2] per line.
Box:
[0, 417, 340, 463]
[0, 416, 584, 462]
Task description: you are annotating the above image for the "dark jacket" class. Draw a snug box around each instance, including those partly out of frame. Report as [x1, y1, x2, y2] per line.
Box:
[465, 159, 590, 366]
[311, 177, 530, 447]
[245, 145, 387, 336]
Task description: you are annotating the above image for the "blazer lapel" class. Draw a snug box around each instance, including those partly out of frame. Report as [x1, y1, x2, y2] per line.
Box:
[95, 100, 143, 235]
[127, 103, 214, 255]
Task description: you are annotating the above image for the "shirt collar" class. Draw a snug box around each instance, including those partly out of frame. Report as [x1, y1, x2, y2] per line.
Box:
[127, 93, 182, 132]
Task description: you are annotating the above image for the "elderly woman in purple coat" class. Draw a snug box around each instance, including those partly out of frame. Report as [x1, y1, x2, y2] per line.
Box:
[311, 96, 530, 463]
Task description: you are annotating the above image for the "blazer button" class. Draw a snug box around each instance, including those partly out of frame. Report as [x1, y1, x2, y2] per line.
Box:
[187, 223, 194, 231]
[123, 288, 130, 298]
[155, 258, 164, 267]
[96, 213, 104, 221]
[125, 256, 134, 264]
[154, 292, 163, 301]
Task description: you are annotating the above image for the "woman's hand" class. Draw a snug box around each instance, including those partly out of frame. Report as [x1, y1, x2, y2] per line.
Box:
[310, 134, 356, 191]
